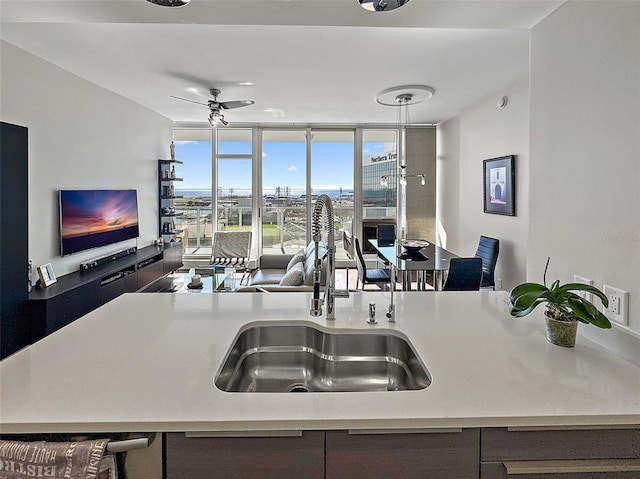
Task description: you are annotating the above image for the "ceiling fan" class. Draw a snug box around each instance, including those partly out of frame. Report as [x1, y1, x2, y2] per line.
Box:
[171, 88, 255, 127]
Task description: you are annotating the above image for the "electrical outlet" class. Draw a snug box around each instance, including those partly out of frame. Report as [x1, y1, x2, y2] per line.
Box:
[603, 285, 629, 326]
[574, 275, 593, 302]
[496, 278, 503, 290]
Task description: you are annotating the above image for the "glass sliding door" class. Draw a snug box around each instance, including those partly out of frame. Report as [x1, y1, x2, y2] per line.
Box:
[261, 130, 307, 254]
[173, 129, 213, 255]
[216, 129, 253, 235]
[310, 130, 354, 261]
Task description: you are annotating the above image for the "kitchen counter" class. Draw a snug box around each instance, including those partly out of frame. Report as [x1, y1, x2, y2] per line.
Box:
[1, 291, 639, 434]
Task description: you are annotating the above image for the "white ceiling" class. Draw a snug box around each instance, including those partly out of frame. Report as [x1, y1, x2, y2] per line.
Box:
[0, 0, 564, 126]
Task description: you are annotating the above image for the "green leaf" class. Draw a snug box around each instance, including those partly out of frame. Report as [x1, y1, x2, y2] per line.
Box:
[556, 283, 609, 308]
[509, 276, 612, 329]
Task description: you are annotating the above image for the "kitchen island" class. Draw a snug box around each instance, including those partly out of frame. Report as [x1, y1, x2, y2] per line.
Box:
[1, 290, 639, 433]
[1, 291, 639, 478]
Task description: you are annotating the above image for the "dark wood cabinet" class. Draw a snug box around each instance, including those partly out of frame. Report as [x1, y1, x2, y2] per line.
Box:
[162, 242, 182, 274]
[0, 122, 29, 359]
[165, 428, 479, 479]
[326, 429, 479, 479]
[165, 431, 324, 479]
[28, 244, 182, 343]
[164, 426, 640, 479]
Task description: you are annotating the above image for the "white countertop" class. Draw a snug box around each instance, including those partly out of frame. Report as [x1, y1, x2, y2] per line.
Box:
[1, 291, 639, 433]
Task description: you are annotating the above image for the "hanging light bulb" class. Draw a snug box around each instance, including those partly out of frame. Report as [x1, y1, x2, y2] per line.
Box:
[376, 85, 433, 188]
[208, 110, 228, 127]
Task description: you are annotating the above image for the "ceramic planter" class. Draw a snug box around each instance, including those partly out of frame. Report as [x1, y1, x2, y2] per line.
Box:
[545, 316, 578, 347]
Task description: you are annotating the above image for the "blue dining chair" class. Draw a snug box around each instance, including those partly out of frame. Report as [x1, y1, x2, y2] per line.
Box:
[474, 236, 500, 289]
[442, 257, 483, 291]
[376, 224, 396, 247]
[354, 236, 392, 290]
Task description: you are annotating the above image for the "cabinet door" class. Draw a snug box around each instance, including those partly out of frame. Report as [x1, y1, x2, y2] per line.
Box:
[137, 260, 164, 290]
[45, 282, 102, 335]
[0, 122, 29, 358]
[326, 428, 479, 479]
[165, 431, 324, 479]
[163, 243, 183, 274]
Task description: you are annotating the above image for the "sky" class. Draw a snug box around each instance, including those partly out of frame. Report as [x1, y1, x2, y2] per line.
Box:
[175, 139, 387, 192]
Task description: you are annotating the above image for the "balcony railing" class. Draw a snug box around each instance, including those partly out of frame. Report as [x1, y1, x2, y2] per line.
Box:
[174, 190, 385, 261]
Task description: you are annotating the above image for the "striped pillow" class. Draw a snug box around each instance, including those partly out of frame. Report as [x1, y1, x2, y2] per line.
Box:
[280, 262, 304, 286]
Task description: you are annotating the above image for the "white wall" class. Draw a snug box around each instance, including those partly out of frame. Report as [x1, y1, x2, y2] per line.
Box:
[0, 41, 173, 277]
[437, 76, 530, 291]
[529, 1, 640, 362]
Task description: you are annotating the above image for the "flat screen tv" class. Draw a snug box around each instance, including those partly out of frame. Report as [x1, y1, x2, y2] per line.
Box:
[59, 189, 139, 256]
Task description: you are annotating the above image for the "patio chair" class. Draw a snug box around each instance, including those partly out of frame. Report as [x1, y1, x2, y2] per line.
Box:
[207, 231, 252, 284]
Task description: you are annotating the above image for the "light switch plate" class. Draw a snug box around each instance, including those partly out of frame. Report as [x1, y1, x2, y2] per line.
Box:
[573, 275, 593, 303]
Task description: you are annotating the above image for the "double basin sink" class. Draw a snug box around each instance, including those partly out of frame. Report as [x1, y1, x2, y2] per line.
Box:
[215, 323, 431, 393]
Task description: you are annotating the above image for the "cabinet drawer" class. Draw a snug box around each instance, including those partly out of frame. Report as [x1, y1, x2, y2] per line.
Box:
[326, 428, 479, 479]
[481, 459, 640, 478]
[482, 427, 640, 462]
[165, 431, 324, 479]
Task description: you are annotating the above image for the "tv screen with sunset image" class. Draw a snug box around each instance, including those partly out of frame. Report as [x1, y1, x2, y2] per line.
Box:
[59, 189, 139, 256]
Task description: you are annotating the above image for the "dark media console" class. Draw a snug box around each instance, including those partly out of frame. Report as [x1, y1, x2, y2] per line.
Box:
[28, 243, 182, 343]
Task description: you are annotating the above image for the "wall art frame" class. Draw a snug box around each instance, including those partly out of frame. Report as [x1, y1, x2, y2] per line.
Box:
[483, 155, 515, 216]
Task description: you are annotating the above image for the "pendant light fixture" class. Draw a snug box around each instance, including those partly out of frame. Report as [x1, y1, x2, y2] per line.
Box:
[376, 85, 434, 187]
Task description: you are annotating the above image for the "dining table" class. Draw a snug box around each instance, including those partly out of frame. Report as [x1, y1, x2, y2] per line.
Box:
[368, 239, 459, 291]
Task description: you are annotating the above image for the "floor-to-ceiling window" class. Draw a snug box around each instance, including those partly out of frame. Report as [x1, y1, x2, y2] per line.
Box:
[215, 129, 253, 236]
[311, 130, 354, 261]
[172, 129, 213, 255]
[261, 130, 308, 254]
[361, 129, 397, 252]
[173, 126, 394, 261]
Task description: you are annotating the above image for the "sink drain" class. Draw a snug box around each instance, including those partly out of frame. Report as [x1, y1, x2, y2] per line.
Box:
[286, 383, 310, 393]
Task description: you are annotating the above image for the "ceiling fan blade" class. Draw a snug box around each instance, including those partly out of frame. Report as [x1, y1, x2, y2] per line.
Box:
[219, 100, 255, 110]
[170, 95, 209, 107]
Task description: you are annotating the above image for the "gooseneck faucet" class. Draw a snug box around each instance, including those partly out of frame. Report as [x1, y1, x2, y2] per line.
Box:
[310, 194, 337, 320]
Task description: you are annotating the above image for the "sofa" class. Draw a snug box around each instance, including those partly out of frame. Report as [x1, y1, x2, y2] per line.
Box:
[236, 241, 327, 292]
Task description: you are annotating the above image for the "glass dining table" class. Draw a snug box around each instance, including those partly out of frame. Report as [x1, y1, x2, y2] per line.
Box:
[368, 239, 459, 291]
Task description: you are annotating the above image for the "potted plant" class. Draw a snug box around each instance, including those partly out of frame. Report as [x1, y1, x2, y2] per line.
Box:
[508, 258, 611, 347]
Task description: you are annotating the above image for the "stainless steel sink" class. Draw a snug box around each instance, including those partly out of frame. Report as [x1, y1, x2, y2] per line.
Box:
[215, 323, 431, 393]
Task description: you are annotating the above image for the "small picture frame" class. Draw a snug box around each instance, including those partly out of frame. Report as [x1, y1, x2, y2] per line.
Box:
[483, 155, 515, 216]
[37, 263, 57, 287]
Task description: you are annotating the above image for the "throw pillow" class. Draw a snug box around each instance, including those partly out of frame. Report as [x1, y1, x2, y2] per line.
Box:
[286, 249, 305, 271]
[280, 262, 304, 286]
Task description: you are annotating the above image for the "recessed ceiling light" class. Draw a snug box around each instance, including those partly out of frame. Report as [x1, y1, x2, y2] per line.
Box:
[145, 0, 191, 7]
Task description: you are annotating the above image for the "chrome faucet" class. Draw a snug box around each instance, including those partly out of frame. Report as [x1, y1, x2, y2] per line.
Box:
[309, 194, 348, 320]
